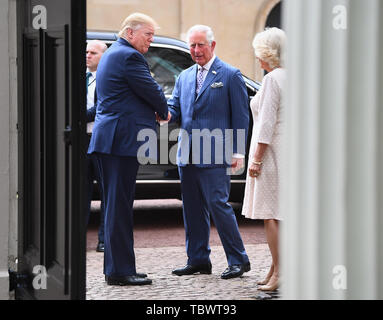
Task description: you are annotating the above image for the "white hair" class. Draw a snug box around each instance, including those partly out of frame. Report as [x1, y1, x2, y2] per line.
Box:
[252, 27, 286, 69]
[186, 24, 215, 45]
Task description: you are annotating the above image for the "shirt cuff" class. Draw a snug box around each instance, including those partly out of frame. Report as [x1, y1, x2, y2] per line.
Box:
[232, 153, 245, 159]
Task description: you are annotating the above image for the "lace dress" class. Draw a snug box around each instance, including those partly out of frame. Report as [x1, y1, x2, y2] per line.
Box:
[241, 68, 286, 220]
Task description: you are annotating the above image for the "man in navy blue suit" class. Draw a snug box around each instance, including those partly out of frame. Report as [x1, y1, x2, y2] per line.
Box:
[88, 13, 169, 286]
[166, 25, 251, 279]
[85, 40, 107, 253]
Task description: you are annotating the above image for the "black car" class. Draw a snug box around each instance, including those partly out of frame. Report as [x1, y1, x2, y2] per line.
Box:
[87, 31, 260, 202]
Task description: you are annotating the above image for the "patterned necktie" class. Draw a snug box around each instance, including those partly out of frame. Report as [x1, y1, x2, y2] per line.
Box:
[196, 66, 205, 94]
[86, 72, 92, 93]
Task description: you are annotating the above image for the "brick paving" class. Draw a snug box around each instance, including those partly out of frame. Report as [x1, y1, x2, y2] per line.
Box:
[86, 200, 280, 300]
[86, 244, 279, 300]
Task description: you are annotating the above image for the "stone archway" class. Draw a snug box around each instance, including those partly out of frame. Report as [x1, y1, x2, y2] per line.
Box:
[252, 0, 282, 81]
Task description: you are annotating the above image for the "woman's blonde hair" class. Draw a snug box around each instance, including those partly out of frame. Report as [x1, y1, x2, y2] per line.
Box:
[252, 27, 286, 69]
[118, 13, 159, 38]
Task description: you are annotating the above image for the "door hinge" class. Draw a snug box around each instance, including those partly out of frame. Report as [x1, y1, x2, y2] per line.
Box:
[63, 125, 73, 145]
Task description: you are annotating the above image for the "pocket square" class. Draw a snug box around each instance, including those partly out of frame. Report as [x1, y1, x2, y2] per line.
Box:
[211, 82, 224, 88]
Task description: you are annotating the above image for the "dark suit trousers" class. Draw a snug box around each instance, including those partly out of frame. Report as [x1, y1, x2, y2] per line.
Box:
[86, 135, 104, 243]
[86, 154, 105, 243]
[92, 152, 139, 277]
[178, 165, 249, 267]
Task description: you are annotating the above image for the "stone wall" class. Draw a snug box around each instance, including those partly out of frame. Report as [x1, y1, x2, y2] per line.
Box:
[87, 0, 282, 81]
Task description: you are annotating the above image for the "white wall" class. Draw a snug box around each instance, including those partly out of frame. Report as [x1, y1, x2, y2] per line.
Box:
[281, 0, 383, 299]
[0, 0, 18, 300]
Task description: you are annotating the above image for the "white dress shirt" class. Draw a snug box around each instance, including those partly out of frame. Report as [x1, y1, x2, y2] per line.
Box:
[197, 54, 216, 84]
[86, 70, 96, 133]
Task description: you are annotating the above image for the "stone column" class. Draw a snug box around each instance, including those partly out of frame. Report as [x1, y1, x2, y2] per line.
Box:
[281, 0, 383, 299]
[0, 0, 11, 300]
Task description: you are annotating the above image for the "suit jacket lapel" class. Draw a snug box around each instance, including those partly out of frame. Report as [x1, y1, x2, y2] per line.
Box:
[188, 64, 198, 103]
[190, 64, 198, 92]
[195, 58, 221, 102]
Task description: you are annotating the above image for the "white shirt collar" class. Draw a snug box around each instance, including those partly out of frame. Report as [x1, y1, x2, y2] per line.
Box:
[198, 54, 216, 71]
[86, 69, 97, 77]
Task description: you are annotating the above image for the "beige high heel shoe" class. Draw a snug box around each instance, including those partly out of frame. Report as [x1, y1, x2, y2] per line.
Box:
[258, 274, 279, 291]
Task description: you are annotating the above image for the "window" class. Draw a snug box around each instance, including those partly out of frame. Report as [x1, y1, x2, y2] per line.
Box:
[145, 47, 194, 97]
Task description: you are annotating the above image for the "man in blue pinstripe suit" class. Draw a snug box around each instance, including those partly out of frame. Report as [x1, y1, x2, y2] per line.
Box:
[166, 25, 251, 279]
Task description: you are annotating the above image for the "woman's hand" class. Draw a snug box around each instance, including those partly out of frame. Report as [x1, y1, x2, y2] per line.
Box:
[250, 143, 267, 178]
[249, 162, 262, 178]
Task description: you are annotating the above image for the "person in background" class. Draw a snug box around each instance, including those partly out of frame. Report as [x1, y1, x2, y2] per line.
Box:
[241, 27, 286, 291]
[85, 39, 107, 252]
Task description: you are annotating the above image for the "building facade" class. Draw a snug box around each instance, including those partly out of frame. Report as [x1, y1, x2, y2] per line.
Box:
[87, 0, 282, 81]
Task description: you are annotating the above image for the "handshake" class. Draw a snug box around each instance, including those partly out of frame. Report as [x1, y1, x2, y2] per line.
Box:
[155, 111, 172, 125]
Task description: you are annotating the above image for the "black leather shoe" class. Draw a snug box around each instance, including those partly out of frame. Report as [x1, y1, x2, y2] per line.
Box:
[172, 263, 212, 276]
[105, 275, 152, 286]
[105, 273, 147, 281]
[135, 272, 148, 278]
[96, 242, 104, 252]
[221, 262, 250, 279]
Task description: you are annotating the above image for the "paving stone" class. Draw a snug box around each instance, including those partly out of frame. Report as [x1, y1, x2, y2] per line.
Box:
[86, 244, 279, 300]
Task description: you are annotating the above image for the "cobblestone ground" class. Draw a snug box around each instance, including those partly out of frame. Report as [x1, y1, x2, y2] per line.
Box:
[86, 244, 279, 300]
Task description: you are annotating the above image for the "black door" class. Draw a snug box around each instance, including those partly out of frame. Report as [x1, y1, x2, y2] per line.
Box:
[16, 0, 87, 299]
[265, 1, 282, 29]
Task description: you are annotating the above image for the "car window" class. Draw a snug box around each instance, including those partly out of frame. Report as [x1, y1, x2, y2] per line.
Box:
[145, 47, 194, 97]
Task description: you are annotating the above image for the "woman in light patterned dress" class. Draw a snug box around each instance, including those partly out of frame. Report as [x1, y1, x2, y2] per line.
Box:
[241, 27, 286, 291]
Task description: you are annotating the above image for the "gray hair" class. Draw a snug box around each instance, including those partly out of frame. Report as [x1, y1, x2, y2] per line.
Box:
[186, 24, 215, 45]
[252, 27, 286, 69]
